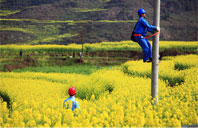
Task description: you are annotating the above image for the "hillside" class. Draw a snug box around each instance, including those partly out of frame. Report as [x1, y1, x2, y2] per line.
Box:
[0, 0, 197, 44]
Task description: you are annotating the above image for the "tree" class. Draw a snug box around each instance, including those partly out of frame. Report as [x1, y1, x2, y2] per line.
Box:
[75, 22, 93, 62]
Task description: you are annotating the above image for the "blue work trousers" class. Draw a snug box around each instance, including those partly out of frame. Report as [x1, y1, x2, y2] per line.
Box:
[135, 37, 152, 61]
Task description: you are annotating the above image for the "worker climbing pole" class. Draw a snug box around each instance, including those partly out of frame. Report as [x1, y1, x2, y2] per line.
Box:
[130, 0, 160, 105]
[151, 0, 160, 105]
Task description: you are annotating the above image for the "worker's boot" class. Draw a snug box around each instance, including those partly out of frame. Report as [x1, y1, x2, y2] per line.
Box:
[143, 58, 152, 63]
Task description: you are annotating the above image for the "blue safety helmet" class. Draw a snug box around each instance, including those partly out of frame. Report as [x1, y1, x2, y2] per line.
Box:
[138, 8, 146, 16]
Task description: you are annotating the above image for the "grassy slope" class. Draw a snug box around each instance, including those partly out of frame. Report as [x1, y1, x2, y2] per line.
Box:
[0, 0, 197, 45]
[0, 0, 109, 44]
[12, 64, 110, 75]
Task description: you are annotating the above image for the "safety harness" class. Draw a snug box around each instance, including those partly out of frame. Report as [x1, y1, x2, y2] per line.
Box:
[133, 31, 160, 39]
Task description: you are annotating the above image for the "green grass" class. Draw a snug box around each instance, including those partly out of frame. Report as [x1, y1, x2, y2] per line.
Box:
[72, 8, 107, 12]
[0, 24, 77, 44]
[30, 33, 77, 44]
[0, 18, 136, 24]
[96, 20, 137, 23]
[0, 27, 34, 34]
[0, 18, 74, 23]
[0, 19, 136, 45]
[0, 10, 20, 16]
[12, 64, 110, 75]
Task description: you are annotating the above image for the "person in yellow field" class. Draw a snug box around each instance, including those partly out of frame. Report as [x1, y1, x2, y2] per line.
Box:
[63, 86, 80, 111]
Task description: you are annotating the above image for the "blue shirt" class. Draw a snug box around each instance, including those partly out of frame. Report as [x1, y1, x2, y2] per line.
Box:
[63, 96, 80, 111]
[134, 17, 156, 37]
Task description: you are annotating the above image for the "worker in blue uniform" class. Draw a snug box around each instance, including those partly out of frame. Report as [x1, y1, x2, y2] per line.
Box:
[63, 86, 80, 111]
[134, 8, 160, 62]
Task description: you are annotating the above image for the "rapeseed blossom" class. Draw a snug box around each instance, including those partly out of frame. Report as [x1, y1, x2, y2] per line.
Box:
[0, 55, 198, 127]
[0, 41, 197, 52]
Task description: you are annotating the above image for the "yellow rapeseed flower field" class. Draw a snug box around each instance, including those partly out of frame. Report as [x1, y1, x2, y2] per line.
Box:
[0, 41, 197, 52]
[0, 54, 198, 127]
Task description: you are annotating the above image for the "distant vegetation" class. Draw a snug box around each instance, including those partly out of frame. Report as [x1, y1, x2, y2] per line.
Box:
[72, 8, 107, 12]
[0, 41, 197, 52]
[0, 41, 197, 72]
[0, 0, 197, 45]
[0, 10, 20, 16]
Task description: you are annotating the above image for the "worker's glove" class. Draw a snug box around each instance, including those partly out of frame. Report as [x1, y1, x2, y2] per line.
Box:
[156, 27, 160, 32]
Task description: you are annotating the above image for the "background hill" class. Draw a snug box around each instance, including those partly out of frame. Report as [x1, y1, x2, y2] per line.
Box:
[0, 0, 197, 44]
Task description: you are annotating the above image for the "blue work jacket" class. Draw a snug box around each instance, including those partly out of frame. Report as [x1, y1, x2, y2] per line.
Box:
[134, 17, 156, 37]
[63, 96, 80, 111]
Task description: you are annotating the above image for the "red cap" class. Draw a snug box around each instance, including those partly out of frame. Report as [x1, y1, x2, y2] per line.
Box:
[68, 86, 76, 96]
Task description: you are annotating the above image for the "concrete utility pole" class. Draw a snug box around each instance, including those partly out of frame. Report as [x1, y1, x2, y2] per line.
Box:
[151, 0, 160, 105]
